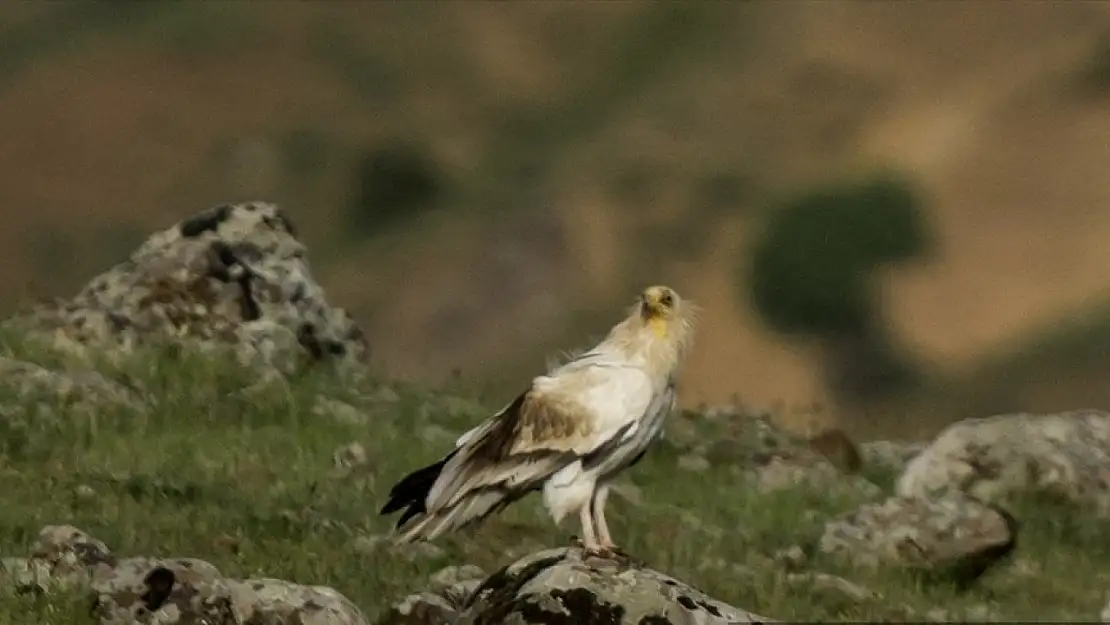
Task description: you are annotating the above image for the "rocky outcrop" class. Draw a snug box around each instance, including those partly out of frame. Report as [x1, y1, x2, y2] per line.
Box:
[380, 547, 775, 625]
[897, 410, 1110, 515]
[669, 410, 884, 498]
[3, 202, 368, 375]
[1, 524, 368, 625]
[819, 493, 1017, 588]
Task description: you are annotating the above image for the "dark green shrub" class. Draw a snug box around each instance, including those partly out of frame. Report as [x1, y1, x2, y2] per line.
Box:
[746, 172, 931, 399]
[347, 141, 443, 235]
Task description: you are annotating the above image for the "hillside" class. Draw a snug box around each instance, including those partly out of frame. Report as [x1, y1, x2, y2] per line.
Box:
[0, 185, 1107, 623]
[5, 4, 1110, 437]
[2, 328, 1110, 623]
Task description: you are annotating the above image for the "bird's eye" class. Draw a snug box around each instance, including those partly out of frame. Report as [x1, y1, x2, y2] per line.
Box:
[659, 293, 673, 307]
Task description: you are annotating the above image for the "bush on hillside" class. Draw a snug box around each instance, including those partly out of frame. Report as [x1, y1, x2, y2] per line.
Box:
[347, 141, 443, 236]
[745, 172, 931, 400]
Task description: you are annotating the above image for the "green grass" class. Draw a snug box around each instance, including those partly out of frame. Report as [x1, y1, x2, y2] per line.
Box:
[0, 335, 1108, 623]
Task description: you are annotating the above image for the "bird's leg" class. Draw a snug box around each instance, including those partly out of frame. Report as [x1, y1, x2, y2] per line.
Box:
[576, 500, 603, 555]
[592, 485, 615, 549]
[591, 485, 635, 563]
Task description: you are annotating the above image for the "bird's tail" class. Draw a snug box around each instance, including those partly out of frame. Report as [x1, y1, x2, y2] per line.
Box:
[379, 446, 518, 543]
[394, 487, 513, 543]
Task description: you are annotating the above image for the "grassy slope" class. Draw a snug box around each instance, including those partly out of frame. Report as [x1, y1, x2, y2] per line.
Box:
[0, 338, 1109, 622]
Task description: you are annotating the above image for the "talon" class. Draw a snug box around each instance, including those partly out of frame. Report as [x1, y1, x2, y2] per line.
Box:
[602, 545, 639, 565]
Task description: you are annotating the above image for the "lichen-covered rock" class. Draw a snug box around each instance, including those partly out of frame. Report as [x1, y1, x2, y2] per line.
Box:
[455, 546, 774, 624]
[819, 494, 1017, 588]
[90, 557, 227, 623]
[897, 410, 1110, 515]
[3, 202, 368, 375]
[377, 592, 459, 625]
[0, 525, 118, 594]
[1, 525, 367, 625]
[859, 439, 926, 475]
[92, 559, 369, 625]
[0, 356, 147, 414]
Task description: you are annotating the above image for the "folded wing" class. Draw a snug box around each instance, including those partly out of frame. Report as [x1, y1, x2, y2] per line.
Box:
[390, 359, 655, 542]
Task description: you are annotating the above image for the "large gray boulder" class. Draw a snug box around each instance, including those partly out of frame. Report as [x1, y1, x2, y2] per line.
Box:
[820, 493, 1017, 588]
[1, 524, 368, 625]
[380, 546, 775, 625]
[897, 410, 1110, 514]
[4, 202, 368, 375]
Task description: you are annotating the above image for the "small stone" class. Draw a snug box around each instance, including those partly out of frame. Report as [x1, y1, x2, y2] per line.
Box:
[677, 453, 710, 472]
[73, 484, 97, 502]
[333, 442, 368, 470]
[787, 572, 880, 603]
[441, 579, 483, 608]
[429, 564, 486, 593]
[315, 397, 367, 426]
[368, 386, 400, 403]
[773, 545, 807, 571]
[925, 607, 950, 622]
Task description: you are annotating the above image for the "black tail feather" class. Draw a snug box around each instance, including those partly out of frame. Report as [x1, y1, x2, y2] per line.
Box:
[380, 449, 459, 529]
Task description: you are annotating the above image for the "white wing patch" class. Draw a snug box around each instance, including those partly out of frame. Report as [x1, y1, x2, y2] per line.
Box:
[530, 361, 655, 457]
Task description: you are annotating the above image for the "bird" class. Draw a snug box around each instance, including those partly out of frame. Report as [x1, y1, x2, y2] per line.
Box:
[379, 285, 697, 558]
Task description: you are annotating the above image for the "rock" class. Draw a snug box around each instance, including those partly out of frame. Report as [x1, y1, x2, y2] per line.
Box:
[426, 565, 487, 615]
[806, 428, 863, 474]
[74, 484, 98, 502]
[819, 494, 1017, 588]
[428, 565, 486, 594]
[4, 202, 368, 376]
[1100, 597, 1110, 622]
[692, 413, 883, 497]
[772, 545, 807, 571]
[751, 455, 882, 499]
[859, 439, 926, 475]
[1, 558, 55, 594]
[897, 410, 1110, 515]
[1, 525, 115, 594]
[352, 534, 445, 562]
[334, 442, 369, 470]
[3, 525, 367, 625]
[92, 559, 368, 625]
[315, 397, 369, 426]
[0, 356, 146, 414]
[367, 385, 401, 403]
[926, 603, 1001, 622]
[377, 591, 458, 625]
[677, 453, 710, 472]
[784, 572, 879, 604]
[455, 546, 774, 624]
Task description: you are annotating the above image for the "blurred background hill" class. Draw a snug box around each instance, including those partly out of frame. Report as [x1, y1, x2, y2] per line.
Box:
[6, 1, 1110, 440]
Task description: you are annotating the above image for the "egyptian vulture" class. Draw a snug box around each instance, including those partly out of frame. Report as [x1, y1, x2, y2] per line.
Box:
[379, 285, 697, 557]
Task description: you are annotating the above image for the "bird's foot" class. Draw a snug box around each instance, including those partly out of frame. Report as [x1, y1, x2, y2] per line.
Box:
[597, 544, 640, 566]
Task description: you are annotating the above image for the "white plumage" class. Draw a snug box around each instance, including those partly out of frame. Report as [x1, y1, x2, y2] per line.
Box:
[380, 285, 696, 556]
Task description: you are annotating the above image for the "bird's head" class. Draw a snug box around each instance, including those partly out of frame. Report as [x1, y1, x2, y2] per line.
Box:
[600, 284, 697, 373]
[639, 285, 680, 322]
[638, 284, 698, 342]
